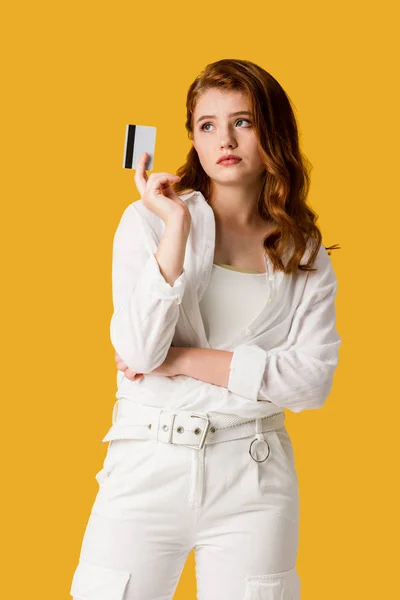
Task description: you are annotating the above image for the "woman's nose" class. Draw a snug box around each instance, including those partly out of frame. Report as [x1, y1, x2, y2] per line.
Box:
[218, 126, 238, 147]
[219, 136, 237, 149]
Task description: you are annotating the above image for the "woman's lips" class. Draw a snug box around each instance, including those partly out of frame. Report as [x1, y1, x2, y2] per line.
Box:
[218, 158, 242, 166]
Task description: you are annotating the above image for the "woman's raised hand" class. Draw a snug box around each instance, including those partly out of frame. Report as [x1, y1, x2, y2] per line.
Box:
[134, 152, 191, 224]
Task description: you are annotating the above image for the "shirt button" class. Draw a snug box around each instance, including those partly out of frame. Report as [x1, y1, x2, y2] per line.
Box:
[244, 328, 252, 335]
[175, 297, 181, 305]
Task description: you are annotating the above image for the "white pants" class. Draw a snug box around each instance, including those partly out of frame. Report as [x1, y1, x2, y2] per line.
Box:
[70, 401, 300, 600]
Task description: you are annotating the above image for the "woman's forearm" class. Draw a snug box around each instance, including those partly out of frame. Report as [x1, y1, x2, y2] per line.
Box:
[176, 347, 233, 388]
[155, 215, 191, 286]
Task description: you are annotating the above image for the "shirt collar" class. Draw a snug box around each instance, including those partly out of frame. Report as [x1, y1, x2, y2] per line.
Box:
[179, 190, 198, 201]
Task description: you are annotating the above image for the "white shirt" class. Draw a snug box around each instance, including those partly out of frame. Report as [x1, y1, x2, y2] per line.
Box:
[199, 265, 269, 348]
[109, 190, 342, 419]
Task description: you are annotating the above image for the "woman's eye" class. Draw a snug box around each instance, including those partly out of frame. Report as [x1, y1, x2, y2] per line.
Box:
[236, 119, 251, 127]
[200, 119, 251, 131]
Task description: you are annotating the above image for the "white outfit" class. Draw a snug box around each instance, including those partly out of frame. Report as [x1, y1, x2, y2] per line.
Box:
[70, 190, 342, 600]
[107, 189, 341, 423]
[199, 263, 269, 348]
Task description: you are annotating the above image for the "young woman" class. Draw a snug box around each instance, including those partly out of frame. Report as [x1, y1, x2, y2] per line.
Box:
[70, 59, 342, 600]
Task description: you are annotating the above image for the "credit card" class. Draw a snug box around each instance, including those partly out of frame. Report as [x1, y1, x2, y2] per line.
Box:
[122, 124, 156, 170]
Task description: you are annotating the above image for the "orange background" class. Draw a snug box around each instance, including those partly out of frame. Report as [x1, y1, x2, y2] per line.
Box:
[1, 0, 398, 598]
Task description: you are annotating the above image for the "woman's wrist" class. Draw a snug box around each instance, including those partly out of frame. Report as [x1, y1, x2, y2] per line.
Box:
[171, 346, 232, 388]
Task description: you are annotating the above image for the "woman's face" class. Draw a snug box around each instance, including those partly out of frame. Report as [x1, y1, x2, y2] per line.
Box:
[192, 88, 266, 187]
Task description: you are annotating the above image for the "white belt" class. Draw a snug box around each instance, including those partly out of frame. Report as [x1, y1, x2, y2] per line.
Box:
[101, 399, 285, 462]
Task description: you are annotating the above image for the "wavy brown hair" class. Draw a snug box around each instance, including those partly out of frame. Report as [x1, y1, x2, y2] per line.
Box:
[171, 58, 340, 275]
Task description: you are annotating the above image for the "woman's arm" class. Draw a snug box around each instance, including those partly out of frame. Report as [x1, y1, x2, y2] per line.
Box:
[110, 204, 190, 374]
[175, 245, 342, 413]
[177, 347, 233, 388]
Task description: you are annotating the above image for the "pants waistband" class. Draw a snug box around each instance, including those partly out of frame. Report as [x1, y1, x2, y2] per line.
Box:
[101, 399, 285, 451]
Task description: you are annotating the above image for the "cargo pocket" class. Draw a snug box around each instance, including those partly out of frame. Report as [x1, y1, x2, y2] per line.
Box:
[70, 559, 130, 600]
[244, 565, 300, 599]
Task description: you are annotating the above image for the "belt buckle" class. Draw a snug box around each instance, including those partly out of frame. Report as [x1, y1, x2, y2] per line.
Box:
[182, 413, 211, 450]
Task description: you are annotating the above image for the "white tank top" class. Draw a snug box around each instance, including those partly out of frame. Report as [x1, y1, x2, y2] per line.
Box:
[199, 263, 269, 348]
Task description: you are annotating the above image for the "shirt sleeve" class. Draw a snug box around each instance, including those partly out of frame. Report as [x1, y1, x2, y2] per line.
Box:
[110, 203, 187, 374]
[227, 243, 342, 412]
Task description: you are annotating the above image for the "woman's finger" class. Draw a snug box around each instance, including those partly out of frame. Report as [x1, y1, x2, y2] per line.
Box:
[114, 353, 144, 381]
[133, 152, 150, 196]
[145, 172, 181, 198]
[124, 368, 144, 381]
[134, 154, 180, 199]
[116, 358, 129, 371]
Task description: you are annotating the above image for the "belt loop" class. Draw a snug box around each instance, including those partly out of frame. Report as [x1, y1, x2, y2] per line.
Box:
[112, 399, 120, 425]
[249, 417, 270, 463]
[255, 417, 263, 441]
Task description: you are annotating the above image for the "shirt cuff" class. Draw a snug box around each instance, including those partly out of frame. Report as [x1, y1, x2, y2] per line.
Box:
[227, 344, 267, 401]
[145, 252, 186, 304]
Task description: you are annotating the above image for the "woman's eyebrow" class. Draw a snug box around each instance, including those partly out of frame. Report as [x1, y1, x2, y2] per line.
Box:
[196, 110, 252, 125]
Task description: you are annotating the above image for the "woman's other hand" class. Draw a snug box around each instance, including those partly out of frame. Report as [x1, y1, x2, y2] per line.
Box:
[114, 353, 144, 381]
[114, 346, 181, 381]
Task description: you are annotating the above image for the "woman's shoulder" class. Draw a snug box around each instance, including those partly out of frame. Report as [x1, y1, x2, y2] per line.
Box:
[113, 200, 162, 243]
[300, 237, 330, 266]
[301, 238, 338, 290]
